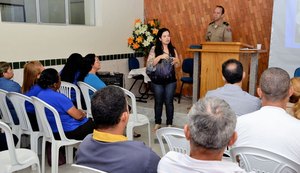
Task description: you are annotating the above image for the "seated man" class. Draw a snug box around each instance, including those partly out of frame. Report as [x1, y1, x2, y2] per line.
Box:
[206, 59, 261, 116]
[75, 86, 160, 173]
[158, 97, 247, 173]
[234, 67, 300, 163]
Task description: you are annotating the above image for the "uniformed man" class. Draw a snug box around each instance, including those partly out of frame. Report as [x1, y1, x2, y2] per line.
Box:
[205, 5, 232, 42]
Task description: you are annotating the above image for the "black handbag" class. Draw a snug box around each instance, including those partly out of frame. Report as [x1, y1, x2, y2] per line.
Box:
[146, 58, 174, 83]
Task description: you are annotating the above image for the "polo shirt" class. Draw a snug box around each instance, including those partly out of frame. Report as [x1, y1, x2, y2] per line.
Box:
[76, 130, 160, 173]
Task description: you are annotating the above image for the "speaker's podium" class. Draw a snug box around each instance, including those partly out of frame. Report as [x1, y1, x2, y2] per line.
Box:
[188, 42, 265, 103]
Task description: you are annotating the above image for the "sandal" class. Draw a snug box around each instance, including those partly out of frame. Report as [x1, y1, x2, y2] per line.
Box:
[153, 124, 161, 131]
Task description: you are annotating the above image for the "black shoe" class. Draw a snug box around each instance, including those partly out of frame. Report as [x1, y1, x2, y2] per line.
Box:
[134, 132, 141, 138]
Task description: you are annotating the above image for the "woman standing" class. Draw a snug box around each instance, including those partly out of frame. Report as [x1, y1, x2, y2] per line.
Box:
[147, 28, 180, 130]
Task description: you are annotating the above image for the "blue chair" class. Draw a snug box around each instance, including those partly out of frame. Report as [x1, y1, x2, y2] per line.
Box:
[178, 58, 193, 103]
[189, 44, 202, 49]
[294, 67, 300, 77]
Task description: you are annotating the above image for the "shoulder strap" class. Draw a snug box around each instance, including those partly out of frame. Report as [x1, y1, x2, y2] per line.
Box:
[223, 21, 229, 26]
[209, 21, 214, 25]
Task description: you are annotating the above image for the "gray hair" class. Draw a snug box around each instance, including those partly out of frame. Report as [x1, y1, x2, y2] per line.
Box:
[259, 67, 290, 102]
[188, 97, 236, 150]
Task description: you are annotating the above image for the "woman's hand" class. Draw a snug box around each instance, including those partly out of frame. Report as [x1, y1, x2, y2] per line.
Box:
[157, 53, 169, 61]
[172, 50, 181, 67]
[171, 57, 180, 65]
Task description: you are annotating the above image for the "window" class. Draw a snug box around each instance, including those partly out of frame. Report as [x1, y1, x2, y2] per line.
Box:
[0, 0, 95, 25]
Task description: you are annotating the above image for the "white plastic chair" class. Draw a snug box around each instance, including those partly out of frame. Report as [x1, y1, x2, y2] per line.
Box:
[71, 164, 107, 173]
[0, 89, 21, 146]
[59, 81, 82, 110]
[230, 146, 300, 173]
[6, 92, 43, 155]
[119, 87, 151, 147]
[77, 81, 96, 118]
[32, 96, 81, 173]
[0, 120, 41, 173]
[156, 127, 190, 156]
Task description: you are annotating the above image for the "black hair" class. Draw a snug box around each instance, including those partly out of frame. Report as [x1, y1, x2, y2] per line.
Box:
[37, 68, 59, 89]
[155, 28, 176, 58]
[91, 86, 127, 129]
[60, 53, 83, 83]
[222, 59, 243, 84]
[78, 53, 96, 81]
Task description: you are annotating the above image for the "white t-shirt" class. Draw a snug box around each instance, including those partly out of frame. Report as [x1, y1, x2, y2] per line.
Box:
[158, 151, 248, 173]
[235, 106, 300, 163]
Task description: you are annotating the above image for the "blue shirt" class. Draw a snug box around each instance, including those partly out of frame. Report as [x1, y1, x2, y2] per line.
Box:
[37, 88, 88, 133]
[0, 77, 21, 124]
[206, 84, 261, 116]
[84, 73, 106, 91]
[24, 84, 43, 114]
[0, 77, 21, 93]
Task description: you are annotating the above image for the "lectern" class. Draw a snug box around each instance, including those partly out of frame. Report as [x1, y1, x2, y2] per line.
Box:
[188, 42, 265, 103]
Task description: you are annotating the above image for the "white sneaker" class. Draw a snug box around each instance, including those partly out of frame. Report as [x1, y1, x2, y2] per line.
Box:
[167, 125, 172, 127]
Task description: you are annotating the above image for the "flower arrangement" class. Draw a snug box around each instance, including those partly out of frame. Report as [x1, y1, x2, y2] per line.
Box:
[128, 19, 160, 57]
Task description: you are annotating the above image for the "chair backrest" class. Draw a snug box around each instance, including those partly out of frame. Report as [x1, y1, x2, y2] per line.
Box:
[156, 127, 190, 156]
[6, 92, 38, 133]
[31, 96, 69, 141]
[128, 57, 140, 71]
[0, 89, 19, 136]
[119, 87, 138, 122]
[182, 58, 193, 77]
[189, 44, 202, 49]
[0, 89, 12, 124]
[77, 81, 96, 118]
[294, 67, 300, 77]
[230, 146, 300, 173]
[0, 120, 19, 165]
[59, 81, 82, 109]
[71, 164, 107, 173]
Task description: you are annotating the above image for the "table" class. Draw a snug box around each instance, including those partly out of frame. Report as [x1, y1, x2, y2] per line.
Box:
[128, 67, 151, 102]
[128, 67, 151, 83]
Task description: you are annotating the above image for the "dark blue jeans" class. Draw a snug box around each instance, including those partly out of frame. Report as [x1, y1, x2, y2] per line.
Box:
[152, 82, 176, 125]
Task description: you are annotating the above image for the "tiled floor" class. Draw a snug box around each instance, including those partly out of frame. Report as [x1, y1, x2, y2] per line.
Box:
[134, 95, 193, 155]
[18, 96, 193, 173]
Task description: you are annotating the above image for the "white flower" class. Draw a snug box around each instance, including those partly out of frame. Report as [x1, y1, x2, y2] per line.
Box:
[134, 29, 140, 35]
[142, 40, 151, 47]
[147, 35, 154, 42]
[145, 31, 151, 36]
[139, 25, 147, 34]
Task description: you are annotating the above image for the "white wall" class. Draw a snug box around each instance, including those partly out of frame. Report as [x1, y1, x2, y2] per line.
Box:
[12, 57, 145, 94]
[1, 0, 144, 92]
[0, 0, 144, 61]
